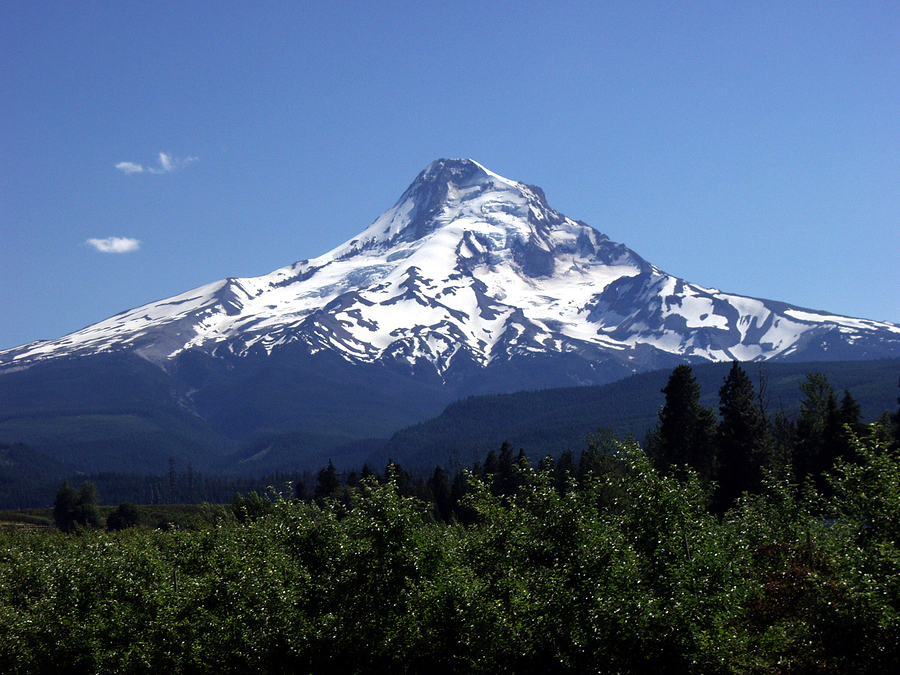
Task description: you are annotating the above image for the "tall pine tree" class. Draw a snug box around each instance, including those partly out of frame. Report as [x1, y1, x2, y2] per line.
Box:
[649, 364, 717, 482]
[828, 389, 865, 464]
[891, 375, 900, 450]
[427, 465, 453, 523]
[313, 460, 340, 502]
[715, 361, 767, 511]
[794, 373, 839, 489]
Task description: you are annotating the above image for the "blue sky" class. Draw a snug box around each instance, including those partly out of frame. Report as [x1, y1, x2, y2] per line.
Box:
[2, 1, 898, 350]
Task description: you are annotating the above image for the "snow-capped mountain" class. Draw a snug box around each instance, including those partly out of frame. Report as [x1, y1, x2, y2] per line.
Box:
[4, 158, 899, 379]
[4, 158, 900, 476]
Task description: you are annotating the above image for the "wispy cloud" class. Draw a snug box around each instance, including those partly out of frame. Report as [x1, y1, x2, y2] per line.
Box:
[115, 161, 144, 175]
[115, 152, 198, 175]
[85, 237, 142, 254]
[158, 152, 175, 172]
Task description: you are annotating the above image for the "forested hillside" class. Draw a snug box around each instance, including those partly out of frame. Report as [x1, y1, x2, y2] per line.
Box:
[373, 358, 900, 471]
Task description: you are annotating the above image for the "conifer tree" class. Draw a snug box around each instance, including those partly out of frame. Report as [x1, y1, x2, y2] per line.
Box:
[885, 381, 900, 450]
[715, 361, 767, 511]
[450, 467, 477, 525]
[554, 449, 576, 494]
[794, 373, 839, 489]
[293, 477, 309, 501]
[427, 465, 453, 523]
[361, 462, 377, 481]
[829, 389, 865, 463]
[314, 460, 340, 502]
[492, 441, 519, 497]
[650, 364, 717, 482]
[482, 449, 499, 479]
[577, 430, 619, 485]
[383, 459, 414, 496]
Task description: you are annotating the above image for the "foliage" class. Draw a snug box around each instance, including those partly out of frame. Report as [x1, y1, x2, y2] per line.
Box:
[4, 364, 900, 671]
[3, 360, 900, 511]
[229, 490, 273, 523]
[106, 502, 142, 531]
[52, 480, 100, 533]
[3, 430, 900, 672]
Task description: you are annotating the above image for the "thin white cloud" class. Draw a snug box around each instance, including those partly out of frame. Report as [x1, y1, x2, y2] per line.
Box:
[116, 152, 198, 175]
[158, 152, 174, 172]
[115, 161, 145, 175]
[86, 237, 142, 254]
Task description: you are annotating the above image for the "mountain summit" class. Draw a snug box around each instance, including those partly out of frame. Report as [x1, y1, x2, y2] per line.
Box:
[3, 159, 900, 382]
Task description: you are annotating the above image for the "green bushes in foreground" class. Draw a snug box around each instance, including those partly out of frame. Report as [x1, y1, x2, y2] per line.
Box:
[2, 432, 900, 674]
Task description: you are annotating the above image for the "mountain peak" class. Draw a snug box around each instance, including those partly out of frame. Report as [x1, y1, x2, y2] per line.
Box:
[417, 158, 493, 188]
[346, 159, 522, 249]
[401, 158, 509, 218]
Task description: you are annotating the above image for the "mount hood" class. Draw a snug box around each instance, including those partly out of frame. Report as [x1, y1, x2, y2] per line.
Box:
[4, 158, 899, 382]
